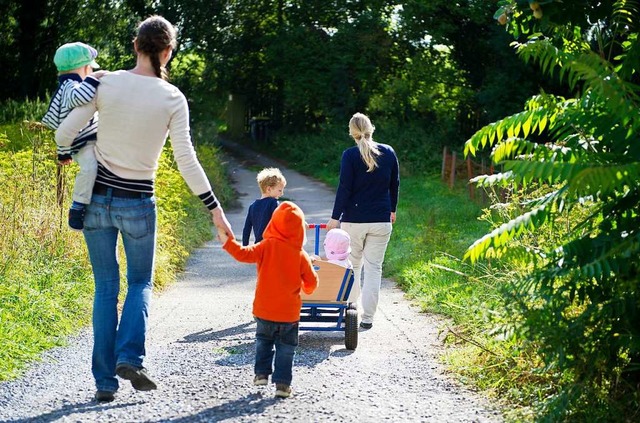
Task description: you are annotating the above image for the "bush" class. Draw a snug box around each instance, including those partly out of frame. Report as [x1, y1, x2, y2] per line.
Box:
[0, 119, 230, 380]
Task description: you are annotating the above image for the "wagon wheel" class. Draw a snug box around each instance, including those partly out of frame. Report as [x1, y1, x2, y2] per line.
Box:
[345, 308, 358, 350]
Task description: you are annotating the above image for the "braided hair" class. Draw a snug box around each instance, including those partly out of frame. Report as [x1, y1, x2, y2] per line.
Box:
[135, 16, 177, 80]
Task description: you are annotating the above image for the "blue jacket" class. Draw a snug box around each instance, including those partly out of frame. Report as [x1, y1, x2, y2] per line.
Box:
[331, 143, 399, 223]
[243, 197, 278, 245]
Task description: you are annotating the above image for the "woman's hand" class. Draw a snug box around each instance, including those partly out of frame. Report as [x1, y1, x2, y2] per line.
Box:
[391, 212, 396, 224]
[326, 218, 340, 230]
[211, 207, 234, 239]
[217, 226, 229, 244]
[90, 70, 109, 79]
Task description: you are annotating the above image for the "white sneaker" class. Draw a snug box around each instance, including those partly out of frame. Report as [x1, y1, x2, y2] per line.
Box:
[253, 374, 268, 386]
[275, 384, 292, 398]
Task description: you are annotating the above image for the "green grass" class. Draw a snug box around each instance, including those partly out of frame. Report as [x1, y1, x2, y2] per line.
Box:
[0, 115, 233, 381]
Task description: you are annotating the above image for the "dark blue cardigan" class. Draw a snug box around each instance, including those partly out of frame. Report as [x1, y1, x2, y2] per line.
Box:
[331, 143, 399, 223]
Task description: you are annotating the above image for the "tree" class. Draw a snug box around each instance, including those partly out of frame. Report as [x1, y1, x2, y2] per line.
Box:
[398, 0, 544, 137]
[465, 0, 640, 418]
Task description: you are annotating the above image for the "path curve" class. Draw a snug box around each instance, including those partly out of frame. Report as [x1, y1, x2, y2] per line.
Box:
[0, 145, 503, 422]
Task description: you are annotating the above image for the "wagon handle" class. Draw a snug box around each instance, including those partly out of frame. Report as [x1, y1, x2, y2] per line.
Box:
[307, 223, 328, 255]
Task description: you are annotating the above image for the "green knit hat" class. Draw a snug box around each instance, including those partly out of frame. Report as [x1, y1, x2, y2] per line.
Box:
[54, 42, 100, 72]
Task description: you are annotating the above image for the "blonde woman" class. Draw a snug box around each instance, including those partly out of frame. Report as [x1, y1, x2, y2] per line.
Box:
[326, 113, 400, 330]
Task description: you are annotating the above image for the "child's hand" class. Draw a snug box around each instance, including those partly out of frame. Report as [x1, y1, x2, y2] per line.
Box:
[90, 70, 109, 79]
[217, 226, 229, 244]
[58, 158, 72, 165]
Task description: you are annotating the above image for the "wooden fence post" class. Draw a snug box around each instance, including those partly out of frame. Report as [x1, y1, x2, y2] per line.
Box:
[466, 157, 475, 200]
[449, 151, 456, 188]
[441, 146, 448, 181]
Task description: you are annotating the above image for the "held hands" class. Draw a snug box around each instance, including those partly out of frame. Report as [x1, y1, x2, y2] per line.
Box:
[58, 158, 73, 165]
[211, 207, 234, 242]
[217, 226, 229, 244]
[326, 218, 340, 230]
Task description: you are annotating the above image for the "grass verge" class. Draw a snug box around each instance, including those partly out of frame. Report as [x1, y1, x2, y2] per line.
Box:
[0, 120, 232, 381]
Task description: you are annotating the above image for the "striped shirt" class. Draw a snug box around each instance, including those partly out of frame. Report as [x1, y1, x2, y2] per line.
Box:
[42, 74, 100, 160]
[94, 164, 218, 210]
[55, 70, 219, 210]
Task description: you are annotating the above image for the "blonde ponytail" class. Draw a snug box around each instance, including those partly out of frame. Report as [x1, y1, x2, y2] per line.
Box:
[349, 113, 380, 172]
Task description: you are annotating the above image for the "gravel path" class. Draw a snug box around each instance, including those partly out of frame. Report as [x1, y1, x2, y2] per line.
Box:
[0, 146, 503, 422]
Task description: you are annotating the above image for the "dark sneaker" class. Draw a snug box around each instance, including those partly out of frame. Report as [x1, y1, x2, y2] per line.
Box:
[115, 363, 157, 391]
[68, 208, 85, 231]
[253, 374, 268, 386]
[275, 384, 292, 398]
[359, 322, 373, 330]
[95, 390, 115, 402]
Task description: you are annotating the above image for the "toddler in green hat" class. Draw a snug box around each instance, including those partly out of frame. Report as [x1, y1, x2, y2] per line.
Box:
[42, 42, 107, 231]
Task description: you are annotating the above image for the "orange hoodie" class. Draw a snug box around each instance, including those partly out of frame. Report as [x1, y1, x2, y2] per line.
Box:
[223, 201, 319, 322]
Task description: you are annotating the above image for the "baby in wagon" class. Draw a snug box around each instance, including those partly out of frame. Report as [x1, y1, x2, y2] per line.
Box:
[312, 228, 352, 268]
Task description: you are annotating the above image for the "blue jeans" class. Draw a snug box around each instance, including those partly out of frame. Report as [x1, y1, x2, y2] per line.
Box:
[254, 317, 299, 386]
[83, 190, 156, 392]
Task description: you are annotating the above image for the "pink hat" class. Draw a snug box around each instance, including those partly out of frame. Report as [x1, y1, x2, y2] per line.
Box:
[323, 229, 351, 261]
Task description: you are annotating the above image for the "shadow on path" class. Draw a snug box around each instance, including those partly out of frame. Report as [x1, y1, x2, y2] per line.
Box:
[296, 331, 355, 368]
[151, 393, 278, 422]
[1, 399, 145, 423]
[177, 321, 255, 344]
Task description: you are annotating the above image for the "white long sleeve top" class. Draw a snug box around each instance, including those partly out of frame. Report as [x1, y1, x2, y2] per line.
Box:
[56, 70, 218, 209]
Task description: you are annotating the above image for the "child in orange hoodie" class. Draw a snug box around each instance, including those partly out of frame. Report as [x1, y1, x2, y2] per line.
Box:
[217, 201, 318, 398]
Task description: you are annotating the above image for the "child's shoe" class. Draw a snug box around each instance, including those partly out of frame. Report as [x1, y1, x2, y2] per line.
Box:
[275, 384, 292, 398]
[68, 207, 86, 231]
[253, 374, 268, 386]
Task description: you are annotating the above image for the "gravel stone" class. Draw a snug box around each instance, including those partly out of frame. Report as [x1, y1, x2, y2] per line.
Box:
[0, 149, 503, 422]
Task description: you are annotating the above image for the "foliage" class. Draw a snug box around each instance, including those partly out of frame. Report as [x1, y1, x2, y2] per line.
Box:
[465, 0, 640, 419]
[0, 132, 93, 380]
[0, 119, 229, 381]
[0, 98, 50, 125]
[397, 0, 545, 133]
[0, 0, 139, 100]
[267, 118, 445, 178]
[0, 0, 546, 150]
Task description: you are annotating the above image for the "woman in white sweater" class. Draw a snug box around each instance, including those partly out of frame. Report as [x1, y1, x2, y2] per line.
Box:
[56, 15, 232, 403]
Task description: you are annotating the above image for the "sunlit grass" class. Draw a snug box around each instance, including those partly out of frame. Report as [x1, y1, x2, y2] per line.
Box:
[0, 115, 232, 380]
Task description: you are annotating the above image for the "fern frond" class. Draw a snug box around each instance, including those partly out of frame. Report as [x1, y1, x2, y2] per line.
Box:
[572, 52, 640, 124]
[471, 171, 515, 187]
[553, 230, 640, 285]
[616, 32, 640, 81]
[613, 0, 640, 28]
[464, 205, 550, 263]
[502, 160, 588, 187]
[516, 40, 583, 89]
[465, 107, 560, 157]
[492, 138, 538, 162]
[567, 162, 640, 198]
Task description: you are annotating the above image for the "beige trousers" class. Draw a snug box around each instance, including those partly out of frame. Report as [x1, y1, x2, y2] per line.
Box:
[341, 222, 392, 324]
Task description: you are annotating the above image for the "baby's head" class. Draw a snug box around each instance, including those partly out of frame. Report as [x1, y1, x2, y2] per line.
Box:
[257, 167, 286, 199]
[54, 42, 100, 76]
[323, 229, 351, 261]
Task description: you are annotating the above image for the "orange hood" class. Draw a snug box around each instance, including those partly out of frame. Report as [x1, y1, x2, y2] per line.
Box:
[262, 201, 305, 249]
